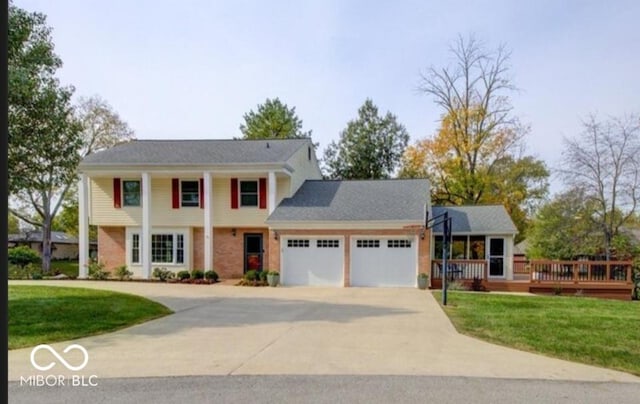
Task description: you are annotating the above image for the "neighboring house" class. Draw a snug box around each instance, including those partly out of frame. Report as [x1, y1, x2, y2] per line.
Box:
[77, 138, 516, 287]
[8, 231, 97, 260]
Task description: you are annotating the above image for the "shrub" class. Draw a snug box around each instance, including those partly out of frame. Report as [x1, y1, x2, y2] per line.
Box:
[177, 270, 191, 280]
[153, 267, 174, 282]
[470, 277, 485, 292]
[267, 270, 279, 276]
[191, 269, 204, 280]
[115, 265, 133, 281]
[205, 270, 219, 282]
[244, 270, 258, 281]
[31, 272, 43, 280]
[259, 270, 268, 282]
[88, 261, 109, 280]
[8, 246, 41, 269]
[446, 280, 467, 291]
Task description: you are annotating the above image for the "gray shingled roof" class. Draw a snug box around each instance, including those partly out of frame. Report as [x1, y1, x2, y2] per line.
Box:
[431, 205, 517, 234]
[80, 138, 312, 167]
[267, 179, 430, 222]
[8, 231, 97, 244]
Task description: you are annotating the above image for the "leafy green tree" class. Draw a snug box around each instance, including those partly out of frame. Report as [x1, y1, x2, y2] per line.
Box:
[8, 214, 21, 234]
[323, 99, 409, 179]
[239, 98, 312, 139]
[53, 187, 97, 240]
[8, 2, 83, 273]
[526, 189, 602, 259]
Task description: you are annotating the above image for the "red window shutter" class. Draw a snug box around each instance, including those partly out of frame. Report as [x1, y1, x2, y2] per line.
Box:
[199, 178, 204, 209]
[113, 178, 121, 209]
[172, 178, 180, 209]
[259, 178, 267, 209]
[230, 178, 238, 209]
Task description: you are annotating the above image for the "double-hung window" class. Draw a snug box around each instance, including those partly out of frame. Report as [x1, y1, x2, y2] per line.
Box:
[181, 181, 199, 207]
[240, 180, 258, 207]
[131, 233, 185, 265]
[122, 180, 141, 206]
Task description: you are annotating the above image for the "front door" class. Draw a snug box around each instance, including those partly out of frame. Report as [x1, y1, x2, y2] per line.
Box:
[244, 233, 263, 273]
[488, 238, 505, 278]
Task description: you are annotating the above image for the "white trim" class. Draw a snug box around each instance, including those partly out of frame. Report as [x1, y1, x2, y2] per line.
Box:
[268, 171, 276, 215]
[238, 178, 260, 208]
[126, 227, 190, 269]
[179, 179, 201, 208]
[268, 221, 421, 230]
[141, 172, 152, 279]
[203, 172, 213, 272]
[78, 173, 89, 279]
[487, 237, 506, 279]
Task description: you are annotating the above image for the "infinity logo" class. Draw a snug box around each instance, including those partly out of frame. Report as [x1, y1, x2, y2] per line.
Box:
[30, 344, 89, 371]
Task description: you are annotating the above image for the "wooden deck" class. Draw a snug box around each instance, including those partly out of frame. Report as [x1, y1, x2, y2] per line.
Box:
[430, 259, 636, 300]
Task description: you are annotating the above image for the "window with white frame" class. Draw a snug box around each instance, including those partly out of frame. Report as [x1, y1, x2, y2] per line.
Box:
[123, 180, 141, 206]
[240, 180, 258, 207]
[130, 233, 185, 264]
[132, 234, 140, 263]
[181, 180, 200, 207]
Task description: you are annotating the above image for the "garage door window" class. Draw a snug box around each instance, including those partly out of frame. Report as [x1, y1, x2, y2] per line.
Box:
[356, 240, 380, 248]
[287, 239, 309, 248]
[317, 240, 340, 248]
[388, 239, 412, 248]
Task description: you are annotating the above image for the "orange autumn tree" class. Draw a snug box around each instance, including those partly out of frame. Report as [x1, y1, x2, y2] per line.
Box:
[400, 36, 548, 238]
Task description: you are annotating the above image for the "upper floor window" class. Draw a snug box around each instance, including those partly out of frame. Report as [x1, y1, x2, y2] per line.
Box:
[181, 180, 200, 207]
[122, 180, 141, 207]
[240, 180, 258, 207]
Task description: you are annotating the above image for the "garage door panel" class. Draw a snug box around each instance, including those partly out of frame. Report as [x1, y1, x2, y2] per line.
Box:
[351, 237, 416, 287]
[282, 237, 343, 286]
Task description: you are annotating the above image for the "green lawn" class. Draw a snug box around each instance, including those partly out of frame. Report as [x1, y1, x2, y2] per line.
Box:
[433, 291, 640, 376]
[9, 285, 172, 349]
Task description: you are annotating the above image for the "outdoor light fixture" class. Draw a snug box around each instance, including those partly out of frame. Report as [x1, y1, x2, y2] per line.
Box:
[273, 231, 279, 240]
[231, 228, 236, 237]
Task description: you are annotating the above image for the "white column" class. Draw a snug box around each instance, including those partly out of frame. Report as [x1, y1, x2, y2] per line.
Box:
[203, 172, 213, 272]
[268, 171, 276, 215]
[141, 172, 152, 279]
[78, 173, 89, 279]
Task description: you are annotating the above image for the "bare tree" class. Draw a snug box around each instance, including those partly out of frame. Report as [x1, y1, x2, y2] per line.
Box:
[76, 95, 135, 156]
[560, 114, 640, 260]
[416, 34, 528, 204]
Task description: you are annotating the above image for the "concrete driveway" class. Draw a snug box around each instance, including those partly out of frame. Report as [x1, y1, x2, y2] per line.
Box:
[8, 280, 640, 382]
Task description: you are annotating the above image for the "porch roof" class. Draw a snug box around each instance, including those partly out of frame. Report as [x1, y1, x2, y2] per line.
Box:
[431, 205, 517, 235]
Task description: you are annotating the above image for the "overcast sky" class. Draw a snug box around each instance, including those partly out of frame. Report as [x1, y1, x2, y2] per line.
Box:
[16, 0, 640, 194]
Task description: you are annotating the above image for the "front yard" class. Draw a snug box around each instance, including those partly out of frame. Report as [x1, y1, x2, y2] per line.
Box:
[8, 285, 172, 349]
[433, 291, 640, 376]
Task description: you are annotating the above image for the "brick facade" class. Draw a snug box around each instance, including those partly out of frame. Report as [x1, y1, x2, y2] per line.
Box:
[192, 227, 204, 270]
[213, 227, 269, 279]
[97, 226, 126, 271]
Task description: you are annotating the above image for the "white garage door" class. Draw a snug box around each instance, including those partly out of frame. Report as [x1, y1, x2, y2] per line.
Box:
[282, 237, 344, 286]
[350, 237, 417, 287]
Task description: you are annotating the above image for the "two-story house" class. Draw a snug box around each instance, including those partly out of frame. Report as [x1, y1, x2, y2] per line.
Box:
[78, 138, 517, 287]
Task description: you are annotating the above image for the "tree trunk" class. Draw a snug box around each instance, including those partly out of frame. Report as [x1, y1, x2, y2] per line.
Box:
[42, 218, 52, 273]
